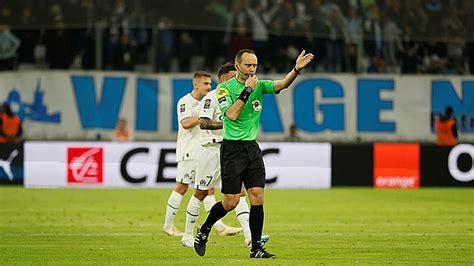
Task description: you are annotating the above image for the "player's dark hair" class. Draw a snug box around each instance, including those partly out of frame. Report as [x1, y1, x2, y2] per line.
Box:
[193, 71, 212, 79]
[235, 49, 255, 64]
[217, 62, 236, 79]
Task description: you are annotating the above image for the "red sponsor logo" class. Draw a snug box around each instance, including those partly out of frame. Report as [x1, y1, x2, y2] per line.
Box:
[374, 143, 420, 189]
[67, 147, 103, 184]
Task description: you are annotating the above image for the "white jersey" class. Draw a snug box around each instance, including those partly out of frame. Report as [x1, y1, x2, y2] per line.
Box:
[198, 90, 223, 146]
[176, 93, 202, 161]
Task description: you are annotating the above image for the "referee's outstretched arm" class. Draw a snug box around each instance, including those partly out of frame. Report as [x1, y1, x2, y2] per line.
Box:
[273, 50, 315, 93]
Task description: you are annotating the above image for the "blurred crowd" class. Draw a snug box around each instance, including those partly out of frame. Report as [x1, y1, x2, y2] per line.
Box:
[0, 0, 473, 74]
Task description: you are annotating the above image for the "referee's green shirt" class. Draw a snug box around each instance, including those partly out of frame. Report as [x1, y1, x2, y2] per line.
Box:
[216, 77, 275, 140]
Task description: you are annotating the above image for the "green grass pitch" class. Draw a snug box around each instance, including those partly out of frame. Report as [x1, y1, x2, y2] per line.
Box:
[0, 187, 472, 265]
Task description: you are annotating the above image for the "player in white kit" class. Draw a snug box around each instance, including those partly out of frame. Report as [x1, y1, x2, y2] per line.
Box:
[181, 63, 269, 248]
[163, 71, 240, 237]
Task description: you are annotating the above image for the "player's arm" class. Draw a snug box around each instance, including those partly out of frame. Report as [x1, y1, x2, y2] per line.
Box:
[199, 117, 222, 130]
[225, 75, 258, 121]
[273, 50, 314, 93]
[178, 100, 198, 129]
[180, 117, 199, 129]
[199, 94, 222, 130]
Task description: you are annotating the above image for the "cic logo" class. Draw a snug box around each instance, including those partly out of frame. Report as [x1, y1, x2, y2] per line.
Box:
[67, 147, 103, 184]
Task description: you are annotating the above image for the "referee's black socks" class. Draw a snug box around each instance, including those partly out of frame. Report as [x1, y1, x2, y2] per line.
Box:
[250, 205, 264, 251]
[201, 201, 228, 234]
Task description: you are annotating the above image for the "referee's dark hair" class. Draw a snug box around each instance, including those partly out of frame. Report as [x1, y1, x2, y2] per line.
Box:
[235, 49, 255, 64]
[217, 62, 236, 79]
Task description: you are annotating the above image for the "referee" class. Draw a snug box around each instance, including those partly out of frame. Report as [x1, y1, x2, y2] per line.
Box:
[194, 49, 314, 259]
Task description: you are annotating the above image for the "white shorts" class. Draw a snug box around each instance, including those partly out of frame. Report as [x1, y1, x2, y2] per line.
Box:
[195, 145, 221, 190]
[176, 159, 197, 184]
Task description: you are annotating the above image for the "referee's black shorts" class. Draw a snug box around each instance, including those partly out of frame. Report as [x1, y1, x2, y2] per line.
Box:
[220, 139, 266, 194]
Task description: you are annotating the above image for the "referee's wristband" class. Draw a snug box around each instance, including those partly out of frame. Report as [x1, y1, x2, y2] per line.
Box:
[239, 86, 253, 103]
[293, 67, 301, 75]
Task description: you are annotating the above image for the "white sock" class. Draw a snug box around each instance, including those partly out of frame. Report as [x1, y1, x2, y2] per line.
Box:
[164, 191, 183, 229]
[203, 195, 226, 232]
[184, 196, 201, 236]
[235, 196, 251, 243]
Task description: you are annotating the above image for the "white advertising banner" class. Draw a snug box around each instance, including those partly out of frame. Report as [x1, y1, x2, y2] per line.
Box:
[259, 143, 331, 189]
[1, 71, 473, 142]
[24, 141, 331, 189]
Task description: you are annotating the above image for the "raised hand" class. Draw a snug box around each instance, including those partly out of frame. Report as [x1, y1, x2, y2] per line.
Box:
[295, 50, 315, 71]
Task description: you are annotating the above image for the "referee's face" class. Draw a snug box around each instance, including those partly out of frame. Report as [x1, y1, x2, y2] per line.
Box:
[236, 53, 258, 80]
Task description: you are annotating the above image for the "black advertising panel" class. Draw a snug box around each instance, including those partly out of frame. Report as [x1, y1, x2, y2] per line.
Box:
[0, 142, 24, 185]
[421, 143, 474, 187]
[331, 144, 373, 186]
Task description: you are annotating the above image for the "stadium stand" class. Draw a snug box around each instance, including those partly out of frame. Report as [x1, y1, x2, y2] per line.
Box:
[0, 0, 472, 74]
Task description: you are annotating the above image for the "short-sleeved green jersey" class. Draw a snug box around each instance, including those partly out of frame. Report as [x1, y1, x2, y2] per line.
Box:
[216, 77, 275, 140]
